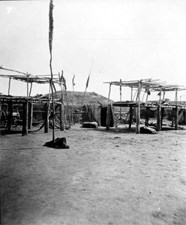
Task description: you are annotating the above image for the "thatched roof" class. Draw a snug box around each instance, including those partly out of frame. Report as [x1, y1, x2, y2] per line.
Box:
[44, 91, 111, 106]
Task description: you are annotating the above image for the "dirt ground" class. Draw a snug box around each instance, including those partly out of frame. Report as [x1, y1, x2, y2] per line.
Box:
[1, 124, 186, 225]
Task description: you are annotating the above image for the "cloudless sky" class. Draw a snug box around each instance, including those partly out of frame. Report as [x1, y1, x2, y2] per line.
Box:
[1, 0, 186, 101]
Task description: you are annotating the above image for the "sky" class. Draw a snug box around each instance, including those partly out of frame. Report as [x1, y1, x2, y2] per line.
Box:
[1, 0, 186, 101]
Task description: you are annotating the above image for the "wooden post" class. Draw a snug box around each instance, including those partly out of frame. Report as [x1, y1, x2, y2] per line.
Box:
[105, 83, 112, 130]
[136, 81, 141, 133]
[7, 101, 12, 132]
[29, 82, 33, 97]
[59, 73, 65, 130]
[175, 89, 178, 130]
[26, 73, 29, 98]
[119, 79, 122, 119]
[64, 89, 71, 128]
[50, 81, 55, 141]
[131, 87, 133, 101]
[72, 75, 75, 125]
[0, 103, 2, 123]
[106, 104, 111, 130]
[107, 83, 112, 104]
[171, 108, 175, 127]
[59, 103, 65, 131]
[129, 105, 133, 130]
[161, 107, 164, 127]
[157, 90, 162, 131]
[22, 101, 28, 135]
[146, 92, 149, 103]
[162, 91, 165, 101]
[145, 107, 150, 126]
[142, 91, 146, 102]
[8, 78, 12, 95]
[44, 102, 49, 133]
[28, 102, 33, 130]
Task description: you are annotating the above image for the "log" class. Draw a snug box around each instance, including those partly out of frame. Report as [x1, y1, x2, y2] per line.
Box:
[140, 126, 157, 134]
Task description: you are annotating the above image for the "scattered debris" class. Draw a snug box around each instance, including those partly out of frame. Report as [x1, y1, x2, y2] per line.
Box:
[140, 126, 157, 134]
[44, 137, 69, 149]
[82, 121, 98, 128]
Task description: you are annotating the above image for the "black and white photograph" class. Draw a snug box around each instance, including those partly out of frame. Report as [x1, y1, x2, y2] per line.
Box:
[0, 0, 186, 224]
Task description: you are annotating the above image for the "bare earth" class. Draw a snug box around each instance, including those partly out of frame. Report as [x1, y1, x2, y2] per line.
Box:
[1, 125, 186, 225]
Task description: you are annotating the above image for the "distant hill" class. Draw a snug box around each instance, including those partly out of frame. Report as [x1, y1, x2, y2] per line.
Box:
[44, 91, 112, 106]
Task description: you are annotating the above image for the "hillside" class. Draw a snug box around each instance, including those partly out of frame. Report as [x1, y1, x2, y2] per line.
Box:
[44, 91, 112, 106]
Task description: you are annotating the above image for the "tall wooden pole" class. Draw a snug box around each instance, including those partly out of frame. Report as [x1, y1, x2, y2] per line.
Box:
[49, 0, 55, 141]
[50, 81, 55, 140]
[81, 86, 87, 107]
[81, 68, 91, 107]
